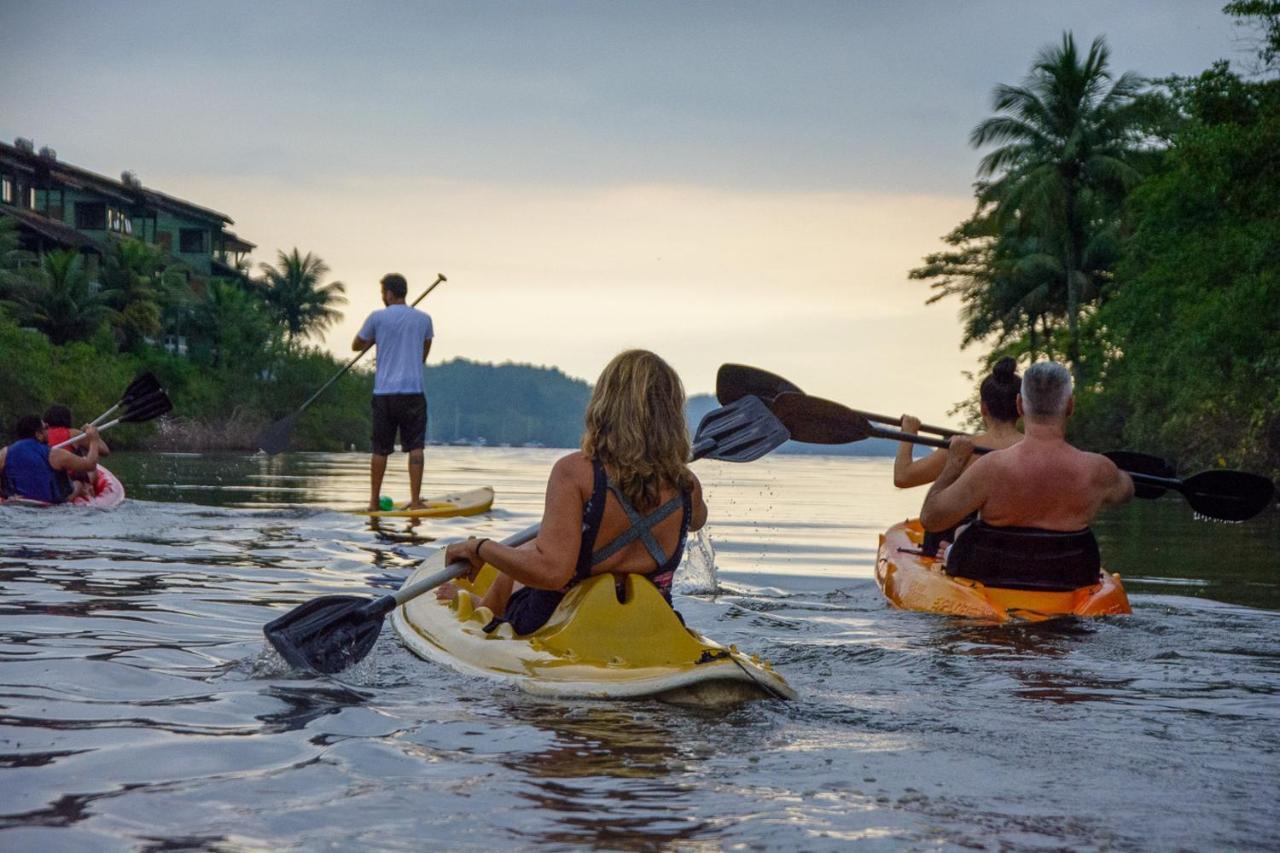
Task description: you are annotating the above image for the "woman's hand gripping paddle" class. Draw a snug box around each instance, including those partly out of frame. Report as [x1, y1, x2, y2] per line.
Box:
[767, 391, 1276, 523]
[262, 393, 792, 675]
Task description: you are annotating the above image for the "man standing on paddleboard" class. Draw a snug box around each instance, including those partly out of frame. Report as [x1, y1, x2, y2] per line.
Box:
[353, 273, 434, 511]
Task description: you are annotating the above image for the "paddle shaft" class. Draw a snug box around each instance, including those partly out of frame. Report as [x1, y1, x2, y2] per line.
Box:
[294, 274, 446, 416]
[51, 414, 131, 449]
[371, 523, 543, 617]
[882, 423, 1191, 494]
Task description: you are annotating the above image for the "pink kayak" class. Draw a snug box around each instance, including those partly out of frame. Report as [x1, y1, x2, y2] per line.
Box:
[0, 465, 125, 509]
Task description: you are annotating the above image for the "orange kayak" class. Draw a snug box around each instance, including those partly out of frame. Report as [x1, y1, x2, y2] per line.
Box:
[875, 519, 1131, 622]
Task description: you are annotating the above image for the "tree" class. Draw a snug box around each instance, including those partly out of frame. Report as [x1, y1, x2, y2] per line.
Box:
[970, 33, 1146, 381]
[197, 278, 274, 369]
[2, 249, 115, 345]
[99, 238, 187, 352]
[258, 249, 347, 343]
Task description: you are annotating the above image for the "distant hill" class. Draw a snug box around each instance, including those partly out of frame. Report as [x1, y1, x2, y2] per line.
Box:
[423, 362, 897, 456]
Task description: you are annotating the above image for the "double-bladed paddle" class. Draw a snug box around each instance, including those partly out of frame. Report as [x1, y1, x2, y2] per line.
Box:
[256, 273, 447, 455]
[768, 391, 1276, 523]
[716, 363, 962, 439]
[51, 386, 174, 450]
[83, 371, 162, 429]
[263, 393, 792, 674]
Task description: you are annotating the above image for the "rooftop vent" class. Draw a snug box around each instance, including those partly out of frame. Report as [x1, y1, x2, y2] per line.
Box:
[14, 137, 34, 153]
[121, 170, 141, 189]
[38, 146, 57, 161]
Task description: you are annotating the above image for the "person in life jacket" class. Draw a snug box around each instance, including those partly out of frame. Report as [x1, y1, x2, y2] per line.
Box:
[0, 415, 103, 504]
[43, 404, 111, 501]
[440, 349, 709, 635]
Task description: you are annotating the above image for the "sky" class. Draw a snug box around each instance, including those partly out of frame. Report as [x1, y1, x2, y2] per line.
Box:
[0, 1, 1248, 424]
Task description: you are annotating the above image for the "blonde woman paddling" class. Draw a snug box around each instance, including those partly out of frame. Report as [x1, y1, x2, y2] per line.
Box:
[442, 349, 708, 635]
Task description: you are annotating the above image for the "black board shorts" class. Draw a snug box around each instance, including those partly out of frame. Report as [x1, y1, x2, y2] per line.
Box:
[371, 393, 428, 455]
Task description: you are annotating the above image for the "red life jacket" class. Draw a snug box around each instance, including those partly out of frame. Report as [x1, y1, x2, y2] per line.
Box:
[45, 426, 73, 447]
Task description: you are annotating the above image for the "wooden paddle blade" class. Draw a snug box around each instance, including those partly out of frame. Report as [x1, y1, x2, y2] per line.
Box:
[1104, 450, 1176, 500]
[691, 395, 790, 462]
[256, 413, 298, 455]
[715, 364, 803, 405]
[120, 390, 173, 423]
[769, 392, 871, 444]
[1182, 470, 1276, 522]
[264, 594, 389, 674]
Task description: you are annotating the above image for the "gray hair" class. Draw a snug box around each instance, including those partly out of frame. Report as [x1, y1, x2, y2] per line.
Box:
[1020, 361, 1073, 418]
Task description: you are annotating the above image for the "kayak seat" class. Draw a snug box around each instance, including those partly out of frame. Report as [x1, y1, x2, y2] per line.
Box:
[945, 521, 1102, 592]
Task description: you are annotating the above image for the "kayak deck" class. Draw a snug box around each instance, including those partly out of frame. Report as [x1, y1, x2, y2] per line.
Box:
[391, 554, 795, 703]
[875, 519, 1131, 622]
[352, 486, 494, 518]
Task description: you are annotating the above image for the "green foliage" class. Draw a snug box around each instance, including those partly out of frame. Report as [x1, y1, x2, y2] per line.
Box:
[1078, 68, 1280, 473]
[98, 238, 184, 352]
[259, 249, 347, 343]
[3, 250, 116, 345]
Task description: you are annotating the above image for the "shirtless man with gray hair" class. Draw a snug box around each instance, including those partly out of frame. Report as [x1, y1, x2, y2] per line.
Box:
[920, 360, 1134, 534]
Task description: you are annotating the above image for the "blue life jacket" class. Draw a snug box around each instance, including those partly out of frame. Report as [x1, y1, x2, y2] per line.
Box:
[1, 438, 72, 504]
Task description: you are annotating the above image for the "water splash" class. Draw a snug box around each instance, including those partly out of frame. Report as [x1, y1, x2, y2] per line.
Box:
[675, 528, 720, 595]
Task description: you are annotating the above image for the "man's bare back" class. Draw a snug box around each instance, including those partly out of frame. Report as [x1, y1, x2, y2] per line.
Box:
[920, 361, 1133, 534]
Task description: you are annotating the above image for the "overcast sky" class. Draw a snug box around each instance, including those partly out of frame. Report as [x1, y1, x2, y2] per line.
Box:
[0, 1, 1247, 421]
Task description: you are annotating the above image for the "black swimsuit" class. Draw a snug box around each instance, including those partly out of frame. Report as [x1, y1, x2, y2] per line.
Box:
[491, 459, 693, 636]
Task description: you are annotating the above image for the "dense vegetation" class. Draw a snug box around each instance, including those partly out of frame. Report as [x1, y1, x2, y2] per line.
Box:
[0, 226, 593, 450]
[913, 3, 1280, 476]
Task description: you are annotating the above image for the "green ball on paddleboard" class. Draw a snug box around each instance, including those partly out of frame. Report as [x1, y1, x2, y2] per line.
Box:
[379, 496, 394, 512]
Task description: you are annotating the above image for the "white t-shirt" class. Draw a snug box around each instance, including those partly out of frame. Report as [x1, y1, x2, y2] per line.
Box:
[357, 304, 434, 395]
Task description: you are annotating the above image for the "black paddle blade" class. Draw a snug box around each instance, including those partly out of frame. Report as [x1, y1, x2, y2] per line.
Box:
[715, 364, 803, 405]
[122, 371, 162, 405]
[691, 395, 790, 462]
[1105, 450, 1176, 500]
[1182, 470, 1276, 522]
[264, 594, 385, 674]
[769, 392, 871, 444]
[256, 413, 298, 455]
[120, 390, 173, 423]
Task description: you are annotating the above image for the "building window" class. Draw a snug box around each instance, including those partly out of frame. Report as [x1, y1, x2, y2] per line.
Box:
[179, 228, 205, 253]
[1, 177, 11, 204]
[75, 201, 107, 230]
[107, 208, 133, 235]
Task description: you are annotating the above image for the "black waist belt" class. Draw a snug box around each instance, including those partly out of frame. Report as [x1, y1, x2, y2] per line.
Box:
[946, 522, 1102, 592]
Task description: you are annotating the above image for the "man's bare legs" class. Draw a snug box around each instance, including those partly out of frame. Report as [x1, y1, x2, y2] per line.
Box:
[407, 448, 425, 508]
[369, 453, 388, 511]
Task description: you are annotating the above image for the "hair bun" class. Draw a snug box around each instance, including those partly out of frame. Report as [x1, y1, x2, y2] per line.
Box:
[993, 357, 1017, 377]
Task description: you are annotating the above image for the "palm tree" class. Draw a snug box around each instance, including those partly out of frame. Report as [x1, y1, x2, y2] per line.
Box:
[2, 249, 115, 344]
[970, 32, 1145, 381]
[99, 238, 184, 352]
[258, 249, 347, 344]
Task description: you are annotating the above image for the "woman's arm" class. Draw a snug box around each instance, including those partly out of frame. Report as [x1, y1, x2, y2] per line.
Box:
[689, 475, 708, 532]
[447, 454, 586, 590]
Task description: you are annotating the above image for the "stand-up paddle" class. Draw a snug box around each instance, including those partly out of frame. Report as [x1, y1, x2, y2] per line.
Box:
[263, 393, 792, 674]
[52, 388, 174, 449]
[256, 273, 447, 455]
[716, 363, 961, 438]
[768, 391, 1276, 523]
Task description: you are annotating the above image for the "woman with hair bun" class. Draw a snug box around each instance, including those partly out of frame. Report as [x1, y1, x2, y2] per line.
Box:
[893, 357, 1023, 554]
[893, 357, 1023, 489]
[441, 349, 708, 635]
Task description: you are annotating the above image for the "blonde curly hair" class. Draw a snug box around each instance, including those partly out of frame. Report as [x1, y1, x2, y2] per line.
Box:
[581, 350, 694, 509]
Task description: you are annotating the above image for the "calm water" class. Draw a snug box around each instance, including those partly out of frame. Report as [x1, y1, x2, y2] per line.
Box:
[2, 449, 1278, 851]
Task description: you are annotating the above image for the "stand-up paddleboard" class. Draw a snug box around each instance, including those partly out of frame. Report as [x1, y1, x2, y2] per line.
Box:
[0, 465, 126, 509]
[351, 486, 494, 518]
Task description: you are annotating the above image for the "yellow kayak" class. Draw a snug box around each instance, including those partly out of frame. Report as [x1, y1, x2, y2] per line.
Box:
[390, 556, 795, 704]
[352, 486, 494, 518]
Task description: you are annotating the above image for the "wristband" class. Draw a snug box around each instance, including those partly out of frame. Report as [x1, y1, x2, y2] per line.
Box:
[475, 538, 491, 562]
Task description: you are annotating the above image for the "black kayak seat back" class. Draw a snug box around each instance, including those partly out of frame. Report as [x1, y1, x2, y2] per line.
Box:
[945, 521, 1102, 592]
